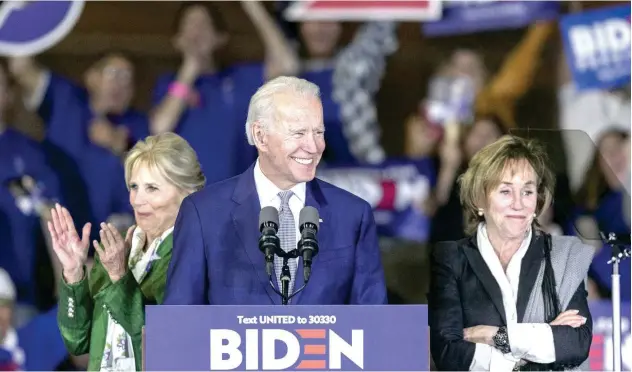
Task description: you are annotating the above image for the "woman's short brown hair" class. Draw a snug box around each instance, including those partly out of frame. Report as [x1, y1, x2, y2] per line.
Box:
[458, 135, 556, 235]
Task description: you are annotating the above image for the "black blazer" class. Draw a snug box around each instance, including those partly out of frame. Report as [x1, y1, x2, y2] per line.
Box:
[428, 233, 592, 371]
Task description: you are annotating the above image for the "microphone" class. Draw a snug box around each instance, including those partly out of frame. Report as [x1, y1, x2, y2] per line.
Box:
[258, 206, 280, 276]
[298, 206, 320, 282]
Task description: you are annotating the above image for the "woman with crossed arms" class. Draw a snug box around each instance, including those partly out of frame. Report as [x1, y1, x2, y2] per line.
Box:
[47, 133, 205, 371]
[429, 135, 594, 371]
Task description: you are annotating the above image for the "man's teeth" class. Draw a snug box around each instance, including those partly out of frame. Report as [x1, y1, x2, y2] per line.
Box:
[293, 157, 313, 165]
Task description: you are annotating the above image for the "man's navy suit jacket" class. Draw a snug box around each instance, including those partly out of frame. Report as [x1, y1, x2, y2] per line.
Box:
[163, 164, 387, 305]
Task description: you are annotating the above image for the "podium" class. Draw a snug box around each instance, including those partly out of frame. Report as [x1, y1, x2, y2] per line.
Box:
[143, 305, 429, 371]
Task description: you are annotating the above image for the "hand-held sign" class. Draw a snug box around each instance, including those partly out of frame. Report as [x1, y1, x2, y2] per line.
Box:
[0, 1, 85, 57]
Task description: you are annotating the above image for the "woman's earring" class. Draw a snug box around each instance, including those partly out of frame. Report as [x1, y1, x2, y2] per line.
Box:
[478, 209, 484, 216]
[533, 213, 537, 218]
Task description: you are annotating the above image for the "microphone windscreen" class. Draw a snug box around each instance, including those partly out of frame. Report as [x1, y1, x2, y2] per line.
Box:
[299, 206, 319, 231]
[259, 206, 279, 228]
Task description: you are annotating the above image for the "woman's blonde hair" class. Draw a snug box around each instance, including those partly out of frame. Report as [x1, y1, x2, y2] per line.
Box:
[124, 132, 206, 194]
[458, 135, 556, 235]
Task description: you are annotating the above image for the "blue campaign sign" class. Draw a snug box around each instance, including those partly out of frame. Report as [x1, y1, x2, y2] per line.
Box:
[0, 0, 85, 57]
[145, 305, 429, 371]
[317, 158, 436, 243]
[560, 4, 631, 91]
[422, 0, 560, 37]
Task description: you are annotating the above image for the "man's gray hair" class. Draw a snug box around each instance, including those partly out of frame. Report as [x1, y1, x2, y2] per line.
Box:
[245, 76, 320, 146]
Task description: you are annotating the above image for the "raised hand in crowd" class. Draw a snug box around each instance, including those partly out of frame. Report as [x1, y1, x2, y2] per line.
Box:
[89, 116, 130, 156]
[47, 203, 91, 284]
[151, 1, 297, 137]
[93, 223, 135, 283]
[173, 17, 219, 80]
[149, 4, 227, 135]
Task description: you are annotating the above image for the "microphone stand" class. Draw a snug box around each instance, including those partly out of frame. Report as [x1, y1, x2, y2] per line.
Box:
[602, 232, 631, 372]
[268, 248, 310, 305]
[280, 257, 291, 305]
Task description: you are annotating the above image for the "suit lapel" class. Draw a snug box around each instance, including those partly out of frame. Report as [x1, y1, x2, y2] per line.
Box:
[291, 179, 331, 305]
[463, 237, 507, 324]
[231, 165, 278, 304]
[517, 234, 545, 322]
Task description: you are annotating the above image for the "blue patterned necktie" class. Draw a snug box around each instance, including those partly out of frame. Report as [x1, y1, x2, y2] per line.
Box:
[276, 190, 297, 297]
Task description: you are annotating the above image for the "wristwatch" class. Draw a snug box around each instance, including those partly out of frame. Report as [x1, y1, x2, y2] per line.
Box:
[492, 326, 512, 354]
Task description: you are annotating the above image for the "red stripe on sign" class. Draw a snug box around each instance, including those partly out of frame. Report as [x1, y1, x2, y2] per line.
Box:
[296, 360, 326, 369]
[296, 329, 326, 339]
[378, 180, 396, 210]
[309, 1, 432, 10]
[589, 334, 604, 371]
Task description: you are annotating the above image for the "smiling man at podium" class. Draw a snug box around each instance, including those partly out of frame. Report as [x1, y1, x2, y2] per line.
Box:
[163, 76, 387, 306]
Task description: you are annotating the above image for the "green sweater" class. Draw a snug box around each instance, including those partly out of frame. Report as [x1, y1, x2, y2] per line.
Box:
[57, 233, 173, 371]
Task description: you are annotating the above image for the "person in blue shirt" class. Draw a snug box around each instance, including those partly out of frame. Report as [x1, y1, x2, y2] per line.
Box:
[7, 53, 136, 242]
[0, 268, 70, 371]
[0, 62, 64, 321]
[571, 129, 630, 300]
[149, 1, 298, 184]
[9, 52, 149, 157]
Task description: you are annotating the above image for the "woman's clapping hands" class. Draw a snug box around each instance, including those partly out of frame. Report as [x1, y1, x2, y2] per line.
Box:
[47, 204, 91, 284]
[93, 223, 135, 283]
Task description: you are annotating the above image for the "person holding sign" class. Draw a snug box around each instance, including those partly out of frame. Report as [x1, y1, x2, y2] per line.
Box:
[429, 136, 594, 371]
[49, 133, 205, 371]
[164, 76, 387, 306]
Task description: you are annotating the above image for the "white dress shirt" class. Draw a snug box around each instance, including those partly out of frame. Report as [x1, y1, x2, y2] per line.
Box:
[253, 159, 305, 248]
[469, 224, 556, 371]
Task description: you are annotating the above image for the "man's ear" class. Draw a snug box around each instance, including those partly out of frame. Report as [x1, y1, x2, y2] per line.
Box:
[252, 122, 267, 150]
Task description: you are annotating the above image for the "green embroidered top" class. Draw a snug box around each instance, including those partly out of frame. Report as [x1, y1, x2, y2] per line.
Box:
[57, 233, 173, 371]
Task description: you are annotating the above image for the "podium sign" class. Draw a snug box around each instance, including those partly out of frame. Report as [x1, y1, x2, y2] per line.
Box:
[145, 305, 429, 371]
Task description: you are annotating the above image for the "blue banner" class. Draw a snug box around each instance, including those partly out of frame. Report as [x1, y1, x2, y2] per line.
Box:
[560, 4, 631, 91]
[587, 300, 631, 371]
[422, 0, 560, 37]
[145, 305, 429, 371]
[317, 158, 436, 243]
